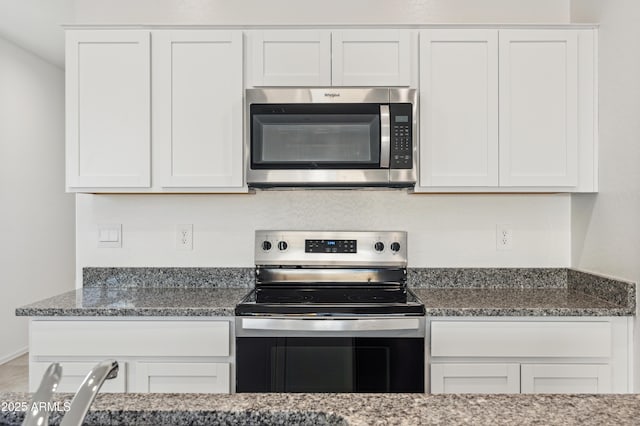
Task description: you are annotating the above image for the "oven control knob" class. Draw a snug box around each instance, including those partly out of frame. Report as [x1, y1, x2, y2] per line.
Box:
[390, 242, 401, 253]
[261, 241, 272, 251]
[277, 241, 288, 251]
[374, 241, 385, 252]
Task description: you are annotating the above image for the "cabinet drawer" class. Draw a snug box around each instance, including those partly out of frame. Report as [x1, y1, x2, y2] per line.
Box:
[31, 320, 229, 358]
[30, 361, 126, 393]
[135, 362, 229, 393]
[431, 320, 611, 358]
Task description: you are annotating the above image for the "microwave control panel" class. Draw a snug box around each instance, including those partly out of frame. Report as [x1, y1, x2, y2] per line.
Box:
[389, 104, 413, 169]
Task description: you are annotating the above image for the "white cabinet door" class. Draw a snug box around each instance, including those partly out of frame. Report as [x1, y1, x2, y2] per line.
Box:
[30, 361, 127, 393]
[66, 30, 151, 189]
[419, 30, 498, 187]
[521, 364, 611, 394]
[251, 30, 331, 86]
[499, 30, 579, 187]
[155, 30, 243, 188]
[431, 363, 520, 394]
[135, 362, 229, 393]
[332, 30, 411, 86]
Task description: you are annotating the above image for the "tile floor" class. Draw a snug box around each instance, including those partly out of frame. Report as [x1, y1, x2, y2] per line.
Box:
[0, 354, 28, 392]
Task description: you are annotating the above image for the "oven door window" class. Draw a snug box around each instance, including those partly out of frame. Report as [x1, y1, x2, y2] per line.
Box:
[251, 104, 381, 169]
[236, 337, 424, 393]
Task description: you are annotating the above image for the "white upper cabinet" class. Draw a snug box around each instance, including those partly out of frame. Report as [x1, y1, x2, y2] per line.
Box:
[250, 29, 413, 87]
[251, 30, 331, 86]
[154, 30, 243, 188]
[419, 30, 498, 187]
[66, 30, 151, 189]
[332, 30, 411, 86]
[417, 28, 596, 192]
[66, 29, 245, 192]
[499, 30, 578, 187]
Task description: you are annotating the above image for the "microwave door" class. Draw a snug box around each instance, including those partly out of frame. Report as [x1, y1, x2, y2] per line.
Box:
[250, 104, 382, 169]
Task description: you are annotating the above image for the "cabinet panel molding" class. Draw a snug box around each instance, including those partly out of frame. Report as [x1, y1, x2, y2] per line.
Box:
[521, 364, 611, 394]
[251, 30, 331, 86]
[332, 30, 411, 86]
[431, 363, 520, 394]
[135, 362, 230, 393]
[419, 29, 498, 187]
[431, 320, 611, 358]
[499, 30, 579, 187]
[31, 320, 230, 358]
[155, 30, 244, 188]
[30, 361, 127, 393]
[66, 30, 151, 189]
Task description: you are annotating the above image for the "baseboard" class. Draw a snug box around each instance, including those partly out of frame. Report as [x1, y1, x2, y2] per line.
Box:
[0, 346, 28, 365]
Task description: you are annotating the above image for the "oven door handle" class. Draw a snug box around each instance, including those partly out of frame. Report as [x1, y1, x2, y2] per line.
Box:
[380, 105, 390, 168]
[241, 317, 420, 332]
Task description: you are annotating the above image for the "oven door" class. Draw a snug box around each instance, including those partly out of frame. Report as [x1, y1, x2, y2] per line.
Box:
[235, 317, 425, 393]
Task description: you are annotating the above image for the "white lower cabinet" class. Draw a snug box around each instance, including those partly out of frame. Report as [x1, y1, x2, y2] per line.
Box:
[29, 319, 234, 394]
[431, 363, 520, 394]
[520, 364, 611, 394]
[431, 363, 611, 394]
[429, 318, 630, 394]
[135, 362, 229, 393]
[30, 361, 127, 393]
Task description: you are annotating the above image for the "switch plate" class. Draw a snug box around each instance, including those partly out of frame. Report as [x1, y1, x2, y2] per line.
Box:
[98, 224, 122, 248]
[496, 224, 513, 250]
[176, 224, 193, 251]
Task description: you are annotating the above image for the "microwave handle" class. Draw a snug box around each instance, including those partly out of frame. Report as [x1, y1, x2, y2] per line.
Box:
[380, 105, 390, 168]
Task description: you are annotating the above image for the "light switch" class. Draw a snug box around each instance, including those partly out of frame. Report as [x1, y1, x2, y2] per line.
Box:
[98, 224, 122, 248]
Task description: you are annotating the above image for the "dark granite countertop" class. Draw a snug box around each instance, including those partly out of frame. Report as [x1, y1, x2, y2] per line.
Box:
[15, 288, 249, 317]
[15, 267, 635, 317]
[414, 288, 635, 316]
[2, 392, 640, 425]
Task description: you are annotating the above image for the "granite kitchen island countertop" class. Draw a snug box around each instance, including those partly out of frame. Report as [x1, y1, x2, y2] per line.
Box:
[2, 392, 640, 425]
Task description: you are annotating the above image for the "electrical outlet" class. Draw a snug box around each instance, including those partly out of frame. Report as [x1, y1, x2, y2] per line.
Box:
[496, 224, 513, 250]
[176, 224, 193, 251]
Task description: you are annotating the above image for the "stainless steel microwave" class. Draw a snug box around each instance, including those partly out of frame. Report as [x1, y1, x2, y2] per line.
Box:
[245, 88, 417, 188]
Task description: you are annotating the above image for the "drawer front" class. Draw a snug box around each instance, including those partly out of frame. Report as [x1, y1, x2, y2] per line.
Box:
[135, 362, 230, 393]
[30, 361, 126, 393]
[31, 320, 230, 357]
[431, 320, 611, 358]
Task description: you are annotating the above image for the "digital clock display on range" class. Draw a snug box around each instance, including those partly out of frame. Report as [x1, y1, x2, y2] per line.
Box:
[305, 239, 357, 253]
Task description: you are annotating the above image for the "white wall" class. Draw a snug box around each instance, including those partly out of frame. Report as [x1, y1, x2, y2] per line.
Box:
[74, 0, 574, 286]
[76, 193, 571, 283]
[73, 0, 570, 24]
[0, 0, 74, 68]
[571, 0, 640, 392]
[0, 37, 75, 363]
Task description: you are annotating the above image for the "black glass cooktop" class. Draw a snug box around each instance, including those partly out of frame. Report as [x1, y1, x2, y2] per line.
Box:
[235, 285, 425, 316]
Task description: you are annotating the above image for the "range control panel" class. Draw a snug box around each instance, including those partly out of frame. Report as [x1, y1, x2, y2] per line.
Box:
[255, 231, 407, 267]
[305, 239, 357, 253]
[389, 104, 413, 169]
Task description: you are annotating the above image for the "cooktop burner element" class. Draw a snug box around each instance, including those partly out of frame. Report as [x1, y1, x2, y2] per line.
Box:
[235, 231, 425, 317]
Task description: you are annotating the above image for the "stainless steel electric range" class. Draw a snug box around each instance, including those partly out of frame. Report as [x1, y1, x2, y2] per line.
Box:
[235, 231, 425, 393]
